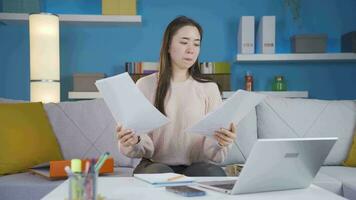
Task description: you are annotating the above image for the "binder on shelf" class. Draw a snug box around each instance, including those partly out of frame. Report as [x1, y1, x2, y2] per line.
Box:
[29, 157, 114, 180]
[237, 16, 255, 54]
[257, 16, 276, 54]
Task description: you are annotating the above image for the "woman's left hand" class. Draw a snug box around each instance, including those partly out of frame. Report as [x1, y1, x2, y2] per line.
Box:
[213, 123, 237, 147]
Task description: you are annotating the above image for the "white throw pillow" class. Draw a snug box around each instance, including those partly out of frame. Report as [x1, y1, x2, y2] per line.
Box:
[44, 99, 140, 167]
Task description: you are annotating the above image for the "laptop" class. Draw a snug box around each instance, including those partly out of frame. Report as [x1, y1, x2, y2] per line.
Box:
[198, 137, 337, 195]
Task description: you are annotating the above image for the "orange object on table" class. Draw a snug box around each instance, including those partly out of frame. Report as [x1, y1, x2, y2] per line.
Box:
[29, 157, 114, 180]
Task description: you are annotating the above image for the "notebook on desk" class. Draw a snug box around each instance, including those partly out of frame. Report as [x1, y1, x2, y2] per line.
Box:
[134, 173, 194, 187]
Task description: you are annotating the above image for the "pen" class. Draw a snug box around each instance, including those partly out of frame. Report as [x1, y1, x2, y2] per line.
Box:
[94, 152, 110, 172]
[167, 174, 185, 182]
[64, 166, 74, 176]
[84, 160, 90, 176]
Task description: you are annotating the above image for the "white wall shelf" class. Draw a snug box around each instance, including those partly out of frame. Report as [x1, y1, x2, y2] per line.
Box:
[0, 13, 142, 24]
[69, 91, 309, 100]
[222, 91, 309, 99]
[236, 53, 356, 62]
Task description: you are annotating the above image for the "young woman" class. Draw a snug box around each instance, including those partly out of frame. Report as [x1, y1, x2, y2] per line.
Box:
[117, 16, 236, 176]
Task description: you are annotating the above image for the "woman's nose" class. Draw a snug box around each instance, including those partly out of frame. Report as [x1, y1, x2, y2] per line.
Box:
[186, 45, 194, 54]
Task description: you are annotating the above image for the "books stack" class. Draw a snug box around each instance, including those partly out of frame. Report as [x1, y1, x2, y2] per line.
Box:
[125, 62, 159, 74]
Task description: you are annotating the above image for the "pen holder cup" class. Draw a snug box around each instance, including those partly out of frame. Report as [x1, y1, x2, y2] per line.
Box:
[68, 172, 98, 200]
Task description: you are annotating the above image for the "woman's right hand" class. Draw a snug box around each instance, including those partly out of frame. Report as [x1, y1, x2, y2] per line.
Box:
[116, 124, 140, 147]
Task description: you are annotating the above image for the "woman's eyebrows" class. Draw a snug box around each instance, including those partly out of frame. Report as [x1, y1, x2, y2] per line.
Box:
[180, 37, 201, 41]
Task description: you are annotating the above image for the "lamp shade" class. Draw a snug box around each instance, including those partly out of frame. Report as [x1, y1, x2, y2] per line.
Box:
[29, 13, 60, 103]
[30, 81, 60, 103]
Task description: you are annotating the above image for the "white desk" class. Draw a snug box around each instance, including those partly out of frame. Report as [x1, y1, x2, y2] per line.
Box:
[42, 177, 346, 200]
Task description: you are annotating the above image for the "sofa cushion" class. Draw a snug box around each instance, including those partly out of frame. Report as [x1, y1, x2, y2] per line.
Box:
[319, 166, 356, 183]
[0, 102, 63, 175]
[0, 172, 63, 200]
[344, 129, 356, 167]
[313, 172, 343, 195]
[319, 166, 356, 199]
[221, 109, 257, 165]
[257, 97, 356, 165]
[44, 99, 140, 168]
[343, 181, 356, 200]
[0, 166, 134, 200]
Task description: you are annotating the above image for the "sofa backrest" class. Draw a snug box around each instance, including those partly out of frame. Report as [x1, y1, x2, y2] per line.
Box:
[44, 98, 259, 166]
[44, 99, 140, 167]
[256, 96, 356, 165]
[1, 97, 259, 166]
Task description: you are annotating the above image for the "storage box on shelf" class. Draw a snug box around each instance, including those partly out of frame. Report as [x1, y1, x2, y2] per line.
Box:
[342, 31, 356, 53]
[73, 73, 105, 92]
[102, 0, 137, 16]
[291, 34, 328, 53]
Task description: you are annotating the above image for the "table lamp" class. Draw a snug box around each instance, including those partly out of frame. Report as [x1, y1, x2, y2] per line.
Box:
[29, 13, 60, 103]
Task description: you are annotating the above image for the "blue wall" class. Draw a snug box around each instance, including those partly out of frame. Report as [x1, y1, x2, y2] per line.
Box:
[1, 0, 356, 101]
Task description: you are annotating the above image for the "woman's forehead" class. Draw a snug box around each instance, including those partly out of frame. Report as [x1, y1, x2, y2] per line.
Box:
[173, 25, 201, 40]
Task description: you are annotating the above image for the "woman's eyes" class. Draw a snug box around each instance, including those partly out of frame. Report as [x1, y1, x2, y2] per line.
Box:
[179, 41, 200, 47]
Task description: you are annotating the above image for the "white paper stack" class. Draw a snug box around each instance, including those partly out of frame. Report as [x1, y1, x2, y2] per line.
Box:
[187, 90, 266, 136]
[237, 16, 255, 54]
[95, 72, 169, 134]
[257, 16, 276, 54]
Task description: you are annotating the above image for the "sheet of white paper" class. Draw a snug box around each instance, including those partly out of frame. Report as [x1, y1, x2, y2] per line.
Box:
[95, 72, 169, 134]
[187, 90, 266, 136]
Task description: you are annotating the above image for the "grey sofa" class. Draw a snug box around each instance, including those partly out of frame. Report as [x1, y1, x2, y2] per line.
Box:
[0, 97, 355, 200]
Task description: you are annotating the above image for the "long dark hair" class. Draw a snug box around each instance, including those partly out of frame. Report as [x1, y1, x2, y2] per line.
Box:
[155, 16, 212, 115]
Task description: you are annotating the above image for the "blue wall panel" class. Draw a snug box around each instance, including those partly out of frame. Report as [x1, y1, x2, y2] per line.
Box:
[0, 0, 355, 100]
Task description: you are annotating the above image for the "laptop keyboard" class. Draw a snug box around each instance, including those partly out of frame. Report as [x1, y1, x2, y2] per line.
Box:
[212, 183, 235, 190]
